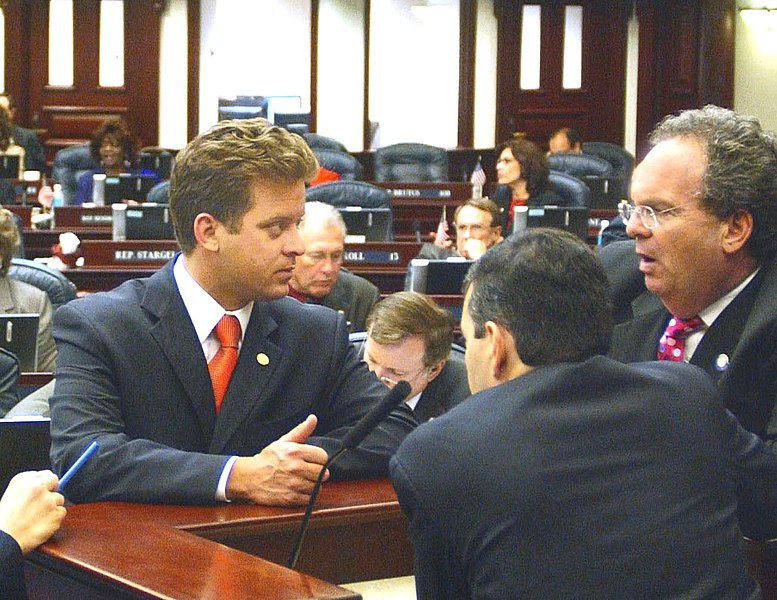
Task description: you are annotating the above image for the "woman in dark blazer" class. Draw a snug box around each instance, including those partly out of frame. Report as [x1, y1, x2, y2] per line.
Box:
[491, 136, 565, 230]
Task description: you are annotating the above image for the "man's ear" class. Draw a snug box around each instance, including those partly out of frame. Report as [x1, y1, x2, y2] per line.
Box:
[722, 210, 753, 255]
[425, 359, 446, 384]
[193, 213, 221, 252]
[484, 321, 508, 380]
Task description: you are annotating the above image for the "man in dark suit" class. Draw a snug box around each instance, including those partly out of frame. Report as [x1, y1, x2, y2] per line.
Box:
[605, 105, 777, 449]
[49, 118, 416, 506]
[0, 470, 65, 600]
[0, 93, 46, 172]
[362, 291, 469, 422]
[390, 229, 777, 599]
[288, 201, 379, 332]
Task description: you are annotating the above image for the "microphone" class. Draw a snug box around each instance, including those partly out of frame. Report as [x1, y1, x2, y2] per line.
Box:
[287, 381, 411, 569]
[412, 219, 422, 244]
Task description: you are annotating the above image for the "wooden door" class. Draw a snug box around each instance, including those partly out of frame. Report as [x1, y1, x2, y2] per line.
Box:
[495, 0, 629, 149]
[4, 0, 162, 165]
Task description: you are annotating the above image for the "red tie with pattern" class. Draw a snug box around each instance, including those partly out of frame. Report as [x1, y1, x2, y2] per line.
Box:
[657, 315, 703, 362]
[208, 315, 241, 413]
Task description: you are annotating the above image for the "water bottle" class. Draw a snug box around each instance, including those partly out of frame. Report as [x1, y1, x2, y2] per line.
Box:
[51, 183, 65, 228]
[52, 183, 65, 208]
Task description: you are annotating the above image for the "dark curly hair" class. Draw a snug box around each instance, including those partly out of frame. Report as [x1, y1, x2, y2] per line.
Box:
[496, 137, 549, 195]
[89, 117, 137, 166]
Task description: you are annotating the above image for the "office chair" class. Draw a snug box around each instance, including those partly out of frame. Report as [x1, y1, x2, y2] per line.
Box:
[306, 180, 391, 210]
[373, 143, 449, 182]
[8, 258, 77, 311]
[312, 148, 363, 181]
[547, 171, 591, 208]
[146, 180, 170, 204]
[51, 144, 99, 206]
[138, 148, 174, 181]
[581, 142, 635, 202]
[303, 133, 348, 153]
[547, 153, 615, 209]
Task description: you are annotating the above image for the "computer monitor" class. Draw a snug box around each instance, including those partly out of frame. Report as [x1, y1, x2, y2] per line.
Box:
[0, 154, 20, 179]
[406, 258, 474, 295]
[0, 314, 39, 372]
[217, 96, 268, 121]
[338, 207, 393, 242]
[104, 174, 158, 204]
[513, 205, 589, 241]
[0, 417, 51, 493]
[112, 204, 175, 241]
[273, 112, 310, 135]
[139, 152, 173, 181]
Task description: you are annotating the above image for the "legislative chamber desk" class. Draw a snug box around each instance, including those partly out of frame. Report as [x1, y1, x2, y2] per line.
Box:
[26, 479, 412, 600]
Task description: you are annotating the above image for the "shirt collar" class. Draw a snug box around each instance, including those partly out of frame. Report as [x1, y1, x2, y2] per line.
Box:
[698, 268, 759, 328]
[173, 255, 253, 345]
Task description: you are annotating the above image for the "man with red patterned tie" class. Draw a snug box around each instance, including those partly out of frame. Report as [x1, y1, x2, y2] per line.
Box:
[605, 105, 777, 451]
[48, 118, 415, 506]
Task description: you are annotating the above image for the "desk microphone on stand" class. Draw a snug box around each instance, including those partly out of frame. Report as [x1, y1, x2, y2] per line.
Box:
[287, 380, 412, 569]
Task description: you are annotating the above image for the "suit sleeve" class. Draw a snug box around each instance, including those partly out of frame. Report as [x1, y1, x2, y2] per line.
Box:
[49, 301, 229, 505]
[390, 453, 470, 600]
[306, 313, 417, 480]
[0, 530, 26, 600]
[730, 409, 777, 540]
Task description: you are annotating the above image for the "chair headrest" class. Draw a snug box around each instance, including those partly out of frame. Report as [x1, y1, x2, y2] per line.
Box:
[312, 149, 363, 181]
[547, 153, 614, 178]
[8, 258, 78, 310]
[303, 133, 348, 153]
[374, 143, 449, 182]
[305, 181, 391, 209]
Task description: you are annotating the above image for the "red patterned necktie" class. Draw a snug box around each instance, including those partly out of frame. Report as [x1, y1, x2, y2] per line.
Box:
[208, 315, 241, 413]
[657, 315, 703, 362]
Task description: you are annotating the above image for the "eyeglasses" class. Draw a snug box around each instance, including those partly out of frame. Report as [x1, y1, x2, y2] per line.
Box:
[618, 200, 691, 230]
[304, 251, 344, 265]
[378, 367, 428, 388]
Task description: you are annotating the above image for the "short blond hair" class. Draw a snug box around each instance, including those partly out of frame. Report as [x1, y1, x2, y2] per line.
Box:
[170, 118, 319, 253]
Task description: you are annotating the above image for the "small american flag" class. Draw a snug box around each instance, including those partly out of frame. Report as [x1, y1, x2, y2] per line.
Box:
[470, 157, 486, 197]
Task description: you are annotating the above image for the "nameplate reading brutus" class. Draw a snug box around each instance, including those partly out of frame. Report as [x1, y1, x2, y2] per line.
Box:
[114, 250, 177, 262]
[386, 188, 452, 198]
[344, 250, 401, 264]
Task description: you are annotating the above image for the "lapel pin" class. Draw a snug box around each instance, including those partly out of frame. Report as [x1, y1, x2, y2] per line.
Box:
[714, 353, 729, 372]
[256, 353, 270, 366]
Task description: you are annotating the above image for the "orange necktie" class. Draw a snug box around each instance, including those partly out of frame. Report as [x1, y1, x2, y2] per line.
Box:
[208, 315, 241, 413]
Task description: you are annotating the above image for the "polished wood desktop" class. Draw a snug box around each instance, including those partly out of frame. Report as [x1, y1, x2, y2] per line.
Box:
[26, 479, 411, 600]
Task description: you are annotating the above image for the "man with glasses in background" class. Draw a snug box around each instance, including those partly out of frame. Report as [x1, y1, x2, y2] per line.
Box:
[362, 291, 470, 422]
[418, 197, 503, 260]
[289, 201, 379, 332]
[604, 105, 777, 458]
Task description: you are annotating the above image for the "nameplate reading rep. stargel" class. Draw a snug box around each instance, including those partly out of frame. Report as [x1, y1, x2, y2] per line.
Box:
[113, 249, 178, 262]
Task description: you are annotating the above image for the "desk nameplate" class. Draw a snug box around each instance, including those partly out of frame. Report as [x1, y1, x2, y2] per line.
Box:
[52, 206, 113, 228]
[80, 240, 180, 267]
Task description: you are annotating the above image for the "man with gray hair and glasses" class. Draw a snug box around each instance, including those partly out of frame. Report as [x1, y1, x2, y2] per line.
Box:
[604, 105, 777, 460]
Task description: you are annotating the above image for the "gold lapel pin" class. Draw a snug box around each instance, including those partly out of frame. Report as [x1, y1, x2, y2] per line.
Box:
[256, 353, 270, 366]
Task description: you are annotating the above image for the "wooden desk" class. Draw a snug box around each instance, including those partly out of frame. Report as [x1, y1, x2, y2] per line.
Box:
[27, 479, 412, 600]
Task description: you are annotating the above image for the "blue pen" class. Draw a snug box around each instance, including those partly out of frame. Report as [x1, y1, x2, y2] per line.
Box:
[57, 441, 99, 491]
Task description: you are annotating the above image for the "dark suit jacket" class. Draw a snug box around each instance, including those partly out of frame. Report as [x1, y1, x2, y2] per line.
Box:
[412, 352, 469, 422]
[391, 357, 775, 599]
[321, 268, 379, 333]
[12, 125, 45, 172]
[605, 240, 777, 449]
[49, 260, 416, 504]
[0, 531, 25, 600]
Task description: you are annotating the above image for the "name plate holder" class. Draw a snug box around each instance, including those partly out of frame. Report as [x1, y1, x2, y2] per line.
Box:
[50, 206, 113, 229]
[342, 242, 421, 269]
[80, 240, 180, 268]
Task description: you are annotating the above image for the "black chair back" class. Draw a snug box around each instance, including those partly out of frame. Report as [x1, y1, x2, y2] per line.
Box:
[303, 133, 349, 153]
[51, 144, 99, 205]
[582, 142, 635, 202]
[8, 258, 77, 311]
[306, 180, 391, 209]
[374, 143, 449, 182]
[312, 148, 363, 181]
[547, 170, 591, 208]
[147, 180, 170, 204]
